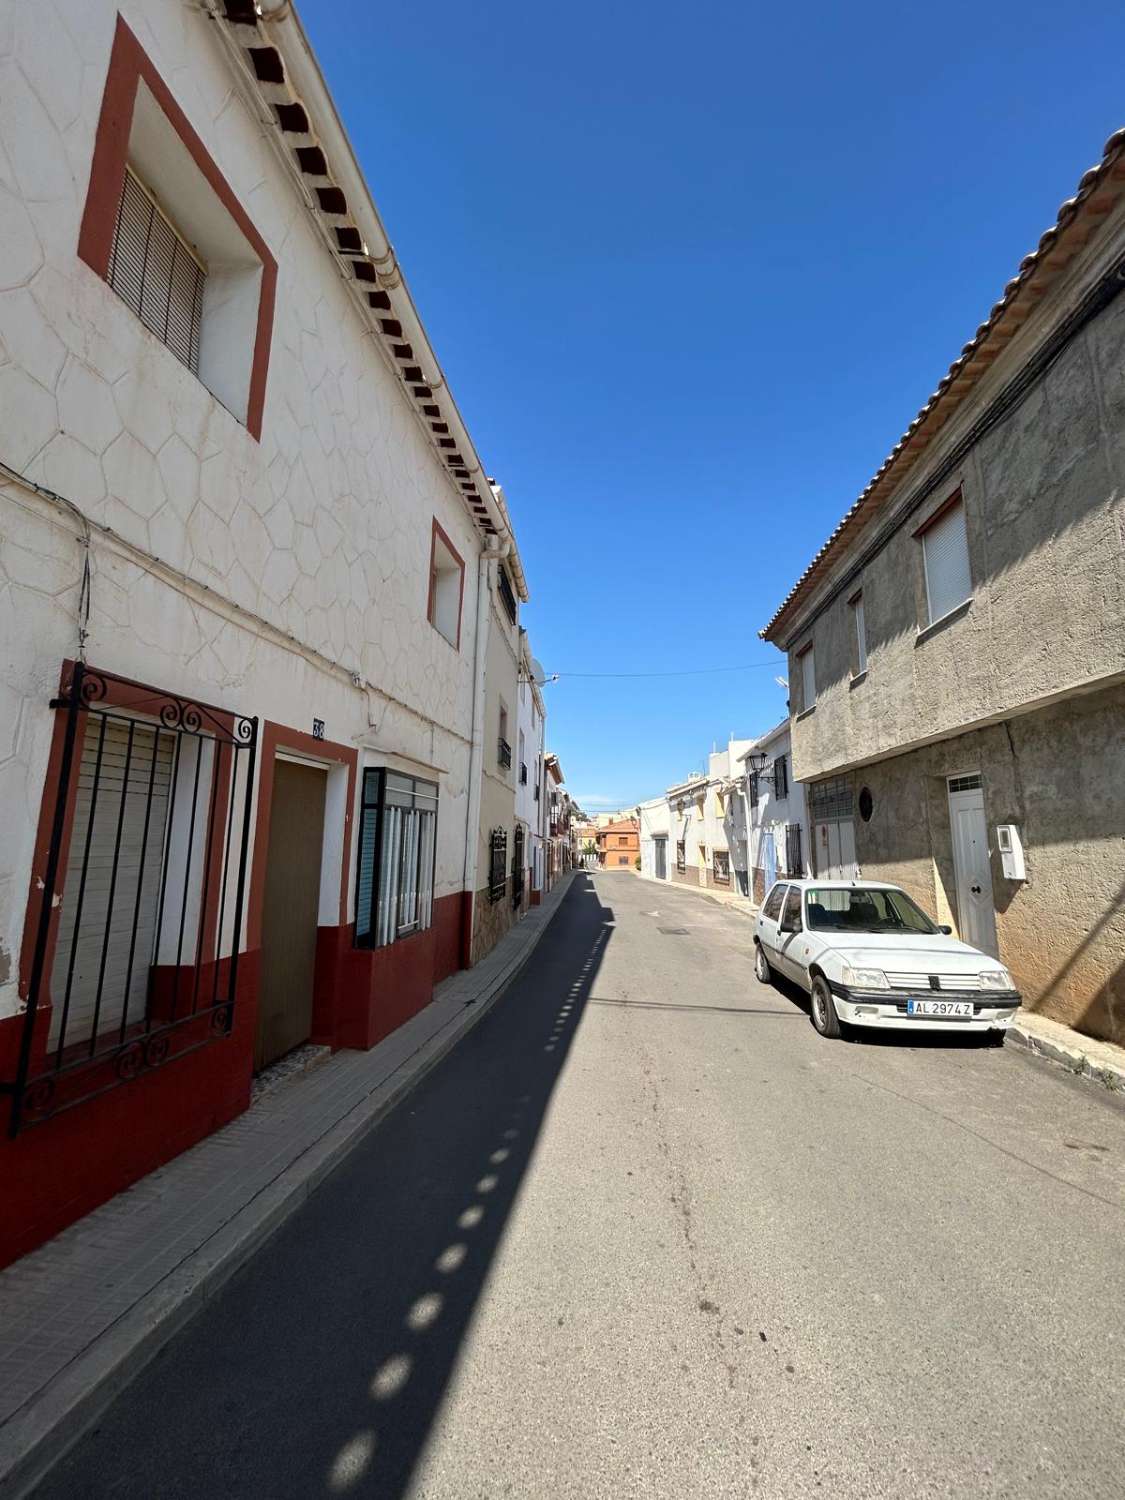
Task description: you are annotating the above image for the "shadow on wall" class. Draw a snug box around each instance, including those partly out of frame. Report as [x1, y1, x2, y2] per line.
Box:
[37, 875, 615, 1500]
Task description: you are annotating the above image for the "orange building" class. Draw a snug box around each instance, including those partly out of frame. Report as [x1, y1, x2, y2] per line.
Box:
[597, 818, 640, 869]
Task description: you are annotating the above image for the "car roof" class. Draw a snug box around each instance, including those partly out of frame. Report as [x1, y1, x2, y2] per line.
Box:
[770, 878, 907, 892]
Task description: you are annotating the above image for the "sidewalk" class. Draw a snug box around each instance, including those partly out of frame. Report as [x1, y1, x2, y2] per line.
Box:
[633, 867, 758, 918]
[0, 873, 577, 1498]
[632, 869, 1125, 1091]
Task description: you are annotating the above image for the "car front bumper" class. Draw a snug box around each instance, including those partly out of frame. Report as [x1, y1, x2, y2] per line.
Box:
[828, 982, 1022, 1031]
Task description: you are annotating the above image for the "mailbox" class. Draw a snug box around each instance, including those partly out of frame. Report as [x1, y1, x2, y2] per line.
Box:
[995, 824, 1026, 881]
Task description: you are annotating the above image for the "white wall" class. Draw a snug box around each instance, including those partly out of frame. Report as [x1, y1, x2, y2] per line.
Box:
[746, 725, 809, 886]
[638, 798, 672, 880]
[0, 0, 490, 1019]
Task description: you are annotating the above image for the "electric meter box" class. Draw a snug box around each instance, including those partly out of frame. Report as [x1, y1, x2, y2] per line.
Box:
[995, 824, 1026, 881]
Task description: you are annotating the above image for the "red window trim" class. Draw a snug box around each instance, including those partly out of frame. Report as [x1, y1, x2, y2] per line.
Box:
[427, 518, 466, 652]
[77, 16, 277, 442]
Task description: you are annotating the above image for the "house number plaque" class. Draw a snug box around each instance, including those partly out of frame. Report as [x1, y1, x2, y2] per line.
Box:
[312, 718, 325, 740]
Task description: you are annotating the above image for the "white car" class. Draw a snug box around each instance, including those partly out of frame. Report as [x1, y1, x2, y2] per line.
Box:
[753, 878, 1021, 1041]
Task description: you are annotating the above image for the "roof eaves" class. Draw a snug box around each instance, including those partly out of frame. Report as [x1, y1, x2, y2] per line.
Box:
[760, 126, 1125, 644]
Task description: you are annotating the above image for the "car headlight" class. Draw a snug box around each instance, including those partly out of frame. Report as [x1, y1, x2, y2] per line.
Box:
[978, 969, 1014, 991]
[840, 965, 889, 990]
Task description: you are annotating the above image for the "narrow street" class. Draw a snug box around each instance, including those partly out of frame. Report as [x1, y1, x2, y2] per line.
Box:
[37, 873, 1125, 1500]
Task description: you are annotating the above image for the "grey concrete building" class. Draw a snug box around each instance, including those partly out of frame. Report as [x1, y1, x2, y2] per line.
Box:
[761, 127, 1125, 1047]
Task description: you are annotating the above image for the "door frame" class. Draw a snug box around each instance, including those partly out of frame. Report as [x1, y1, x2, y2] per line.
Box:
[945, 773, 998, 956]
[246, 722, 357, 1060]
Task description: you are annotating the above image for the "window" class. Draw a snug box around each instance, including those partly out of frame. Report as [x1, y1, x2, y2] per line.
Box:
[498, 566, 518, 625]
[355, 770, 438, 948]
[773, 754, 789, 800]
[805, 887, 936, 935]
[78, 22, 277, 437]
[784, 822, 804, 876]
[488, 828, 507, 902]
[428, 522, 464, 648]
[498, 704, 511, 769]
[676, 840, 686, 872]
[109, 168, 206, 374]
[799, 645, 816, 712]
[809, 776, 853, 821]
[762, 884, 788, 921]
[780, 886, 803, 930]
[851, 592, 867, 675]
[618, 835, 628, 846]
[617, 855, 630, 866]
[921, 497, 972, 624]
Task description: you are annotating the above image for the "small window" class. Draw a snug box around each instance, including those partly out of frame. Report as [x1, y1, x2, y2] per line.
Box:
[799, 645, 816, 712]
[762, 883, 787, 921]
[921, 498, 972, 624]
[355, 770, 438, 948]
[428, 523, 464, 648]
[851, 592, 867, 674]
[497, 567, 518, 625]
[109, 168, 206, 374]
[774, 755, 789, 800]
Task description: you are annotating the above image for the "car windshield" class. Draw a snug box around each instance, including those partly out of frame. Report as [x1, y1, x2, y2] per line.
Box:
[804, 887, 938, 935]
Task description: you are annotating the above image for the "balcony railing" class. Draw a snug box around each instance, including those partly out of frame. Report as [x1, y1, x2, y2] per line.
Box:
[498, 737, 512, 769]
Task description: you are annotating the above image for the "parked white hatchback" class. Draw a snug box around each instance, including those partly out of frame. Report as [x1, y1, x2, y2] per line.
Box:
[753, 878, 1021, 1041]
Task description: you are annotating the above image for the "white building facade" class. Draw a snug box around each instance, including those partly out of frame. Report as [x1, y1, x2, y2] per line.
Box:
[638, 797, 672, 881]
[0, 0, 531, 1266]
[739, 721, 810, 902]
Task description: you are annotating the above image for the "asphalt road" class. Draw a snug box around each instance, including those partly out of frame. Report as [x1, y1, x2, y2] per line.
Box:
[36, 873, 1125, 1499]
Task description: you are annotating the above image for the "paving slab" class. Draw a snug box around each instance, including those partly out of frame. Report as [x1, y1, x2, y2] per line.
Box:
[0, 874, 576, 1499]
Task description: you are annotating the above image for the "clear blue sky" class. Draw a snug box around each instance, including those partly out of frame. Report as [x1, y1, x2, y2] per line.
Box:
[300, 0, 1124, 811]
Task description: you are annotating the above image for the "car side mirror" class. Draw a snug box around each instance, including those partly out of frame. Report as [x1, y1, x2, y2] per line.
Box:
[938, 924, 953, 935]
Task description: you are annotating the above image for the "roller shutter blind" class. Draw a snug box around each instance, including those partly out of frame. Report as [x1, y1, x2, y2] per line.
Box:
[50, 718, 175, 1048]
[922, 501, 972, 623]
[108, 167, 206, 375]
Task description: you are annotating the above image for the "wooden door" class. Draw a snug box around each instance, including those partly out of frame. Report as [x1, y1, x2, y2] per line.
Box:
[255, 759, 326, 1071]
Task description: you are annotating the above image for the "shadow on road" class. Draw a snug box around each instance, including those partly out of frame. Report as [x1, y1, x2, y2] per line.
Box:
[35, 875, 616, 1500]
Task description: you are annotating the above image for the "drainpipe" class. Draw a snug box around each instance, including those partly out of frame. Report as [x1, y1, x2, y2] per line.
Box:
[461, 538, 507, 966]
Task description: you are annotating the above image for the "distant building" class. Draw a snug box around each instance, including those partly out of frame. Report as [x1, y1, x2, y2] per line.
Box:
[597, 819, 639, 869]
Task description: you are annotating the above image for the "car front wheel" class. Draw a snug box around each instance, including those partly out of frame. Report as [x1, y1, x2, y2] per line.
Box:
[810, 975, 843, 1039]
[754, 943, 772, 985]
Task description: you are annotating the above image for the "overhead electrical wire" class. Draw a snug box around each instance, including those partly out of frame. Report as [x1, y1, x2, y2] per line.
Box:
[544, 661, 782, 681]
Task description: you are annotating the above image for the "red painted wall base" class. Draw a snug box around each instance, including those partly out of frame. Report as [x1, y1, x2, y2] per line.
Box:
[0, 890, 469, 1270]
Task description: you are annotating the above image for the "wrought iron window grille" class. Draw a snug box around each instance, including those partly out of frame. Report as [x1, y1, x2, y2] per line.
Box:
[489, 828, 508, 903]
[498, 738, 512, 770]
[497, 567, 517, 625]
[519, 762, 528, 785]
[785, 822, 805, 877]
[3, 663, 257, 1136]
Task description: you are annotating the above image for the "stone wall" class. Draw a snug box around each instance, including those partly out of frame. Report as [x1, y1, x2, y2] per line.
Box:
[849, 682, 1125, 1045]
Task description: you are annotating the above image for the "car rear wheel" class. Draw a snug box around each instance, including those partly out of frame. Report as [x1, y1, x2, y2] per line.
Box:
[754, 943, 772, 985]
[810, 975, 842, 1039]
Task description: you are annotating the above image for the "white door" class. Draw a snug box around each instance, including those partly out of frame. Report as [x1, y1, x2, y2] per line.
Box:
[814, 818, 857, 879]
[947, 777, 998, 956]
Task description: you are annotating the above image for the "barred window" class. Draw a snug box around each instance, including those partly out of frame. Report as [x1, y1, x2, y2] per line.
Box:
[108, 167, 205, 374]
[774, 755, 789, 800]
[355, 770, 438, 948]
[809, 775, 853, 821]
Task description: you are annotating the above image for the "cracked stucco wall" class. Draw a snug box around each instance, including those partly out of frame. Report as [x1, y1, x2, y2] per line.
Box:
[0, 0, 492, 1020]
[846, 683, 1125, 1045]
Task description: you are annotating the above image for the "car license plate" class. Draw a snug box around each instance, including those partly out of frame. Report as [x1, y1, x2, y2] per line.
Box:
[907, 999, 974, 1018]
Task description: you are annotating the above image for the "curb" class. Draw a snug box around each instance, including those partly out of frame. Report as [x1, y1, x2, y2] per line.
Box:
[1006, 1020, 1125, 1093]
[0, 874, 577, 1500]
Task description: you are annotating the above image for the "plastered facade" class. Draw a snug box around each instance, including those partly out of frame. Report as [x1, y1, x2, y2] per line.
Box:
[0, 0, 493, 1018]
